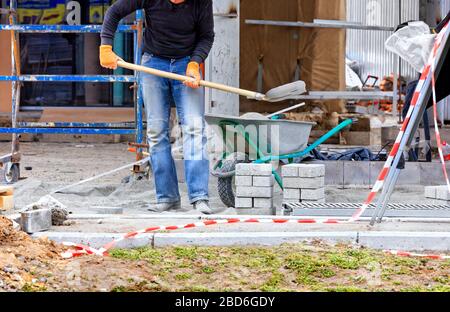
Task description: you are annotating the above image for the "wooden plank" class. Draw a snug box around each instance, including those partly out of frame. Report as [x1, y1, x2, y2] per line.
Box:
[0, 195, 14, 211]
[0, 186, 13, 196]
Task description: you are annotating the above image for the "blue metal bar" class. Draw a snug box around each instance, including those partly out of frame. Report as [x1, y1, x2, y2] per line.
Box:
[135, 10, 145, 147]
[0, 24, 135, 33]
[0, 75, 136, 82]
[18, 122, 136, 128]
[0, 128, 136, 135]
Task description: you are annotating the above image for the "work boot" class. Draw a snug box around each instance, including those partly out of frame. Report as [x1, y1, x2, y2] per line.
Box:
[148, 201, 181, 213]
[193, 200, 213, 215]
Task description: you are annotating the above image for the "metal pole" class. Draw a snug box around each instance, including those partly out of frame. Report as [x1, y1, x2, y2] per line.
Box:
[134, 10, 144, 148]
[392, 0, 400, 119]
[9, 0, 20, 164]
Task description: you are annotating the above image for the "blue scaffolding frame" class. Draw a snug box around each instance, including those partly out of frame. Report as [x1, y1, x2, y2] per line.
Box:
[0, 0, 145, 183]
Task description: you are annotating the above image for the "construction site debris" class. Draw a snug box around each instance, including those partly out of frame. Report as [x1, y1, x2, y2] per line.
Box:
[25, 195, 69, 226]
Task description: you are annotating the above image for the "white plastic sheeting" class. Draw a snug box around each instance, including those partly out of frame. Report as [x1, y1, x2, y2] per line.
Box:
[385, 21, 436, 72]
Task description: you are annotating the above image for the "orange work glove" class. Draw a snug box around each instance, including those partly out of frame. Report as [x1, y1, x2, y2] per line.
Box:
[184, 61, 201, 89]
[99, 45, 121, 70]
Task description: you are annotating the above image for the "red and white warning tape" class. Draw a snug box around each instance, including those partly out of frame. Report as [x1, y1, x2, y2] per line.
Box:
[385, 250, 450, 260]
[432, 23, 450, 195]
[61, 217, 344, 258]
[61, 23, 450, 261]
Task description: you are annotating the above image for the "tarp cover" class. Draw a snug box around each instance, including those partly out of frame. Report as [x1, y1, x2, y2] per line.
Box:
[240, 0, 346, 114]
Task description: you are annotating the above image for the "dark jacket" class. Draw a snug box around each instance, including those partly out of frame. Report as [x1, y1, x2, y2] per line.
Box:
[101, 0, 215, 64]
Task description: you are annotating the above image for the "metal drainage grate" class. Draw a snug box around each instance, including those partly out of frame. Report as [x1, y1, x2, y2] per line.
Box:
[283, 202, 450, 218]
[284, 202, 450, 211]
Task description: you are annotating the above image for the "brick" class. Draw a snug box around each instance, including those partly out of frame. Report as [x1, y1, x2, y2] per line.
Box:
[236, 208, 274, 216]
[283, 177, 324, 189]
[0, 186, 13, 196]
[0, 195, 14, 211]
[253, 176, 274, 187]
[282, 165, 299, 177]
[235, 176, 253, 187]
[283, 188, 300, 200]
[21, 209, 52, 233]
[301, 188, 325, 201]
[234, 197, 253, 208]
[253, 198, 273, 209]
[235, 186, 273, 198]
[424, 186, 437, 199]
[235, 163, 272, 176]
[436, 186, 450, 201]
[297, 164, 325, 178]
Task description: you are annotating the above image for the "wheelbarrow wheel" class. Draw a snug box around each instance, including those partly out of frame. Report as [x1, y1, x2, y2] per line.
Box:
[216, 153, 249, 208]
[2, 162, 20, 184]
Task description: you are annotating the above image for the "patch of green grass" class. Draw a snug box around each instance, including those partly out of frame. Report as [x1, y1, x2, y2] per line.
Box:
[110, 247, 162, 264]
[431, 285, 450, 292]
[326, 286, 365, 292]
[202, 266, 215, 274]
[22, 283, 47, 292]
[327, 249, 373, 270]
[111, 285, 131, 292]
[285, 254, 335, 285]
[400, 286, 428, 292]
[433, 276, 449, 284]
[186, 285, 212, 292]
[259, 272, 285, 292]
[173, 247, 198, 260]
[243, 248, 281, 270]
[175, 273, 192, 281]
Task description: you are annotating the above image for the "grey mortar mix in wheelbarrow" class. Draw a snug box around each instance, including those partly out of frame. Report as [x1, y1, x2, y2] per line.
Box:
[207, 114, 353, 208]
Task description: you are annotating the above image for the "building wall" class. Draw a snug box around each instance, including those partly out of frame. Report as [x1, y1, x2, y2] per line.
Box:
[346, 0, 420, 84]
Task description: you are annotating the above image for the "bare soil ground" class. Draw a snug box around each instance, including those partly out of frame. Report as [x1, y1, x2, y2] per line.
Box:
[1, 216, 449, 292]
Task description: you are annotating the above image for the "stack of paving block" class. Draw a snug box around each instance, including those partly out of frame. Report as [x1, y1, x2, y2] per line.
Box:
[282, 164, 325, 203]
[0, 186, 14, 211]
[425, 185, 450, 201]
[235, 163, 274, 215]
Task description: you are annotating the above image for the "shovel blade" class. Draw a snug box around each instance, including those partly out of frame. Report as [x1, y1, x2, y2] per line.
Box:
[265, 81, 307, 102]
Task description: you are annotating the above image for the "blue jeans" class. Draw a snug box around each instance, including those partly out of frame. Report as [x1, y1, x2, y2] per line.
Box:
[140, 53, 209, 204]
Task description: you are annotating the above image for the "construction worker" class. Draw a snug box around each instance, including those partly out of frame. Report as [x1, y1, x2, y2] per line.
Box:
[99, 0, 215, 214]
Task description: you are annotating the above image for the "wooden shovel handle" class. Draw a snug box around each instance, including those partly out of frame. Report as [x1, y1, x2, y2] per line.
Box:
[118, 60, 265, 100]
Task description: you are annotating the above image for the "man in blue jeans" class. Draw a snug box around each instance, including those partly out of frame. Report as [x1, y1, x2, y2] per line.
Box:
[99, 0, 214, 214]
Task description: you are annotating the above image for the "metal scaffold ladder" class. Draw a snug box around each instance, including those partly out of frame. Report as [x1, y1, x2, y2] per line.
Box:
[0, 0, 145, 183]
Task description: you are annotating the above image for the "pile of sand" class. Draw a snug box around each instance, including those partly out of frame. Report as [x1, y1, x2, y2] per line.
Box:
[0, 216, 65, 291]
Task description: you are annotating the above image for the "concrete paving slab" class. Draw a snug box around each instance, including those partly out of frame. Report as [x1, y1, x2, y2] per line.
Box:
[32, 232, 153, 249]
[358, 232, 450, 251]
[21, 209, 52, 233]
[322, 161, 344, 187]
[153, 232, 358, 247]
[344, 161, 370, 187]
[420, 162, 450, 186]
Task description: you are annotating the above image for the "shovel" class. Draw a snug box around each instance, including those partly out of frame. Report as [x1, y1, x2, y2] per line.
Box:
[118, 60, 307, 102]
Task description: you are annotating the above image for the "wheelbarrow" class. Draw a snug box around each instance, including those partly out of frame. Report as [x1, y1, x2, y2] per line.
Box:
[206, 113, 353, 207]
